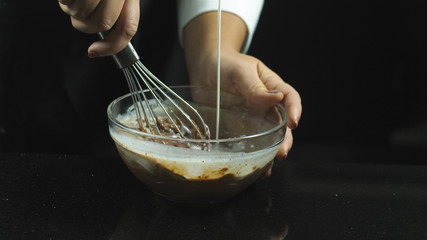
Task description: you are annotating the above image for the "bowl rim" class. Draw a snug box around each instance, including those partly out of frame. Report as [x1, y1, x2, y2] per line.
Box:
[107, 85, 288, 143]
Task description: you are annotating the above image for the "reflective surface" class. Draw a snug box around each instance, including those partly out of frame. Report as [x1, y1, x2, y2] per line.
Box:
[2, 145, 427, 239]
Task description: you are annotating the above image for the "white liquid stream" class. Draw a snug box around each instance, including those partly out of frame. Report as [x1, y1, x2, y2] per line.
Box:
[216, 0, 221, 140]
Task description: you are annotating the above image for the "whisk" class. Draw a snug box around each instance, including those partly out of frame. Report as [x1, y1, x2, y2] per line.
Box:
[98, 33, 210, 139]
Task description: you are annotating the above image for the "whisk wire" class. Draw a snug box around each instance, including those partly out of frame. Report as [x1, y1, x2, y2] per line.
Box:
[130, 66, 168, 136]
[125, 67, 162, 135]
[140, 87, 162, 135]
[135, 62, 206, 138]
[123, 68, 145, 131]
[132, 63, 186, 138]
[100, 31, 209, 140]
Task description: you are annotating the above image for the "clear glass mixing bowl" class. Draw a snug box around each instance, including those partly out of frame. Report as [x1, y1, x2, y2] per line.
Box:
[107, 85, 288, 203]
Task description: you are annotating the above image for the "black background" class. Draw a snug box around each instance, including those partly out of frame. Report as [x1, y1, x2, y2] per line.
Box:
[0, 0, 426, 155]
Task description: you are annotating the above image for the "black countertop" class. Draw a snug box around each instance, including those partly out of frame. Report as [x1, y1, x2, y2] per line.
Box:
[2, 145, 427, 240]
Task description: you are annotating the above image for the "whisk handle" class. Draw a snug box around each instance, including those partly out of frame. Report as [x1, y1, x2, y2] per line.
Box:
[98, 32, 140, 69]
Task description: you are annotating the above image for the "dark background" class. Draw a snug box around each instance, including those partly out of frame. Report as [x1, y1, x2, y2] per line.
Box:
[0, 0, 426, 156]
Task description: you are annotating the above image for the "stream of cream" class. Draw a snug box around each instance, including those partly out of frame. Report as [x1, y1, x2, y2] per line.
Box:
[216, 0, 222, 140]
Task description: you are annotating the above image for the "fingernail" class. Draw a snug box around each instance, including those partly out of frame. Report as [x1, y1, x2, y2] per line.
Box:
[281, 150, 288, 160]
[88, 51, 99, 58]
[268, 90, 281, 94]
[88, 41, 103, 58]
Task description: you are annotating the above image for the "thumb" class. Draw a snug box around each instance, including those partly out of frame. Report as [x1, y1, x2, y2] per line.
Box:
[235, 73, 284, 108]
[248, 84, 284, 108]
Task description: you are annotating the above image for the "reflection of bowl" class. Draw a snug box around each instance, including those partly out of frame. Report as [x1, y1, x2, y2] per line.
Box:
[107, 85, 288, 203]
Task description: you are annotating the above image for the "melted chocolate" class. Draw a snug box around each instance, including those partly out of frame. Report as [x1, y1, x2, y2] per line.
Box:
[116, 143, 270, 203]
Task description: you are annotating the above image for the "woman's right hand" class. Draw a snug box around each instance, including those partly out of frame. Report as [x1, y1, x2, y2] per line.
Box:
[58, 0, 140, 57]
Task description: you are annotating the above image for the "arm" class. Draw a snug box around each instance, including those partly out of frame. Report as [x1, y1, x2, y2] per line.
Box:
[177, 0, 264, 53]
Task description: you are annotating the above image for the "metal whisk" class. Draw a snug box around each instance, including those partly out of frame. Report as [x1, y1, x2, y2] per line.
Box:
[98, 33, 210, 139]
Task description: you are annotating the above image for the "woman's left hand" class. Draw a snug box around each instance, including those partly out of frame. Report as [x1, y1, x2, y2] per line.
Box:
[189, 49, 302, 163]
[183, 11, 302, 177]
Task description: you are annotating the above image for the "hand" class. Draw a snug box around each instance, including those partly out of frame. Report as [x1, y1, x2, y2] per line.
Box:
[182, 11, 302, 177]
[188, 49, 302, 162]
[58, 0, 140, 57]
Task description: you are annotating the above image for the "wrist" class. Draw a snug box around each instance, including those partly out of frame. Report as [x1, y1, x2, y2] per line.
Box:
[182, 11, 247, 78]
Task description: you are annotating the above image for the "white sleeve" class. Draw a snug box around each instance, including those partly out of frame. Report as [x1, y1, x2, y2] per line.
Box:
[177, 0, 264, 53]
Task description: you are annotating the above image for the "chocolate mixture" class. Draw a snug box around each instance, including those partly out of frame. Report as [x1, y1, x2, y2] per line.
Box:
[113, 102, 282, 203]
[116, 142, 270, 203]
[135, 115, 210, 150]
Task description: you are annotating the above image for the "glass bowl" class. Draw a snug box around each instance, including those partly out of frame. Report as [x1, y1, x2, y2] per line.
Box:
[107, 85, 288, 203]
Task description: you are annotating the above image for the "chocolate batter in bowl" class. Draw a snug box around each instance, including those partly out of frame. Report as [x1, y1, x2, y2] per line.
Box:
[107, 86, 288, 203]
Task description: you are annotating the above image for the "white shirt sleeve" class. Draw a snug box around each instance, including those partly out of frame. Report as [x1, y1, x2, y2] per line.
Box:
[177, 0, 264, 53]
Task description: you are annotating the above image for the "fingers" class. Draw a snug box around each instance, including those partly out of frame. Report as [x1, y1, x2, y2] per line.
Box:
[229, 58, 284, 109]
[281, 82, 302, 129]
[276, 127, 293, 160]
[254, 63, 299, 161]
[230, 57, 302, 129]
[257, 61, 302, 130]
[261, 161, 274, 178]
[221, 54, 301, 163]
[261, 128, 293, 178]
[59, 0, 140, 57]
[63, 0, 125, 33]
[88, 0, 140, 57]
[247, 83, 285, 109]
[59, 0, 101, 23]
